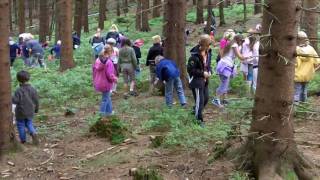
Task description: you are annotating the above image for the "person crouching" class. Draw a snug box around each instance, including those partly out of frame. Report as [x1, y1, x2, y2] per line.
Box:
[154, 55, 187, 107]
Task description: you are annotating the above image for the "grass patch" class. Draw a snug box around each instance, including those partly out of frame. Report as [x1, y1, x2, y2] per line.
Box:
[89, 115, 129, 144]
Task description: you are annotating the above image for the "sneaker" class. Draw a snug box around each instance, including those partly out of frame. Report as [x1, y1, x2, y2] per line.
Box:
[222, 99, 229, 105]
[31, 134, 39, 145]
[212, 99, 224, 108]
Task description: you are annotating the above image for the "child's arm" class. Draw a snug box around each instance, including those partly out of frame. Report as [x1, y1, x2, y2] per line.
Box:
[12, 90, 20, 105]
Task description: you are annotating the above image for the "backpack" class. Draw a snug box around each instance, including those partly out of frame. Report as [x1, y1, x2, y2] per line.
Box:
[92, 43, 104, 56]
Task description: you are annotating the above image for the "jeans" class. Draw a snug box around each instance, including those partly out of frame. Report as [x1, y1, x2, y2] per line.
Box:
[100, 91, 113, 116]
[16, 118, 36, 142]
[192, 84, 209, 122]
[294, 82, 308, 102]
[252, 67, 258, 92]
[165, 77, 186, 106]
[216, 74, 230, 96]
[31, 53, 46, 68]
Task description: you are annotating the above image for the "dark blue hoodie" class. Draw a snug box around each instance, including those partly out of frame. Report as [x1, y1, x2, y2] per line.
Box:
[155, 58, 180, 81]
[187, 45, 212, 88]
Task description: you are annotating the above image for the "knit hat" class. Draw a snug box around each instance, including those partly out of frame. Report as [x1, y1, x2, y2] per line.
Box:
[152, 35, 161, 44]
[298, 31, 308, 39]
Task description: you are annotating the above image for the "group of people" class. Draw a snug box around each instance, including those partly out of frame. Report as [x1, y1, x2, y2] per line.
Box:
[11, 22, 320, 145]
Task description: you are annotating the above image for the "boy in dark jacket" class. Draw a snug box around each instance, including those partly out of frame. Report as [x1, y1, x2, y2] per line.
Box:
[187, 34, 212, 127]
[9, 37, 21, 67]
[155, 56, 186, 107]
[12, 71, 39, 145]
[146, 35, 163, 93]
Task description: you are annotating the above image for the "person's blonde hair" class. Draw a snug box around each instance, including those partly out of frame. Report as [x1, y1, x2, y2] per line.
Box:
[152, 35, 161, 44]
[110, 24, 119, 32]
[199, 34, 211, 49]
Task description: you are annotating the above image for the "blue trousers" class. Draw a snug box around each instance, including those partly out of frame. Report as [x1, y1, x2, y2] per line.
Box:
[100, 91, 113, 116]
[16, 118, 36, 143]
[294, 82, 308, 102]
[165, 77, 186, 107]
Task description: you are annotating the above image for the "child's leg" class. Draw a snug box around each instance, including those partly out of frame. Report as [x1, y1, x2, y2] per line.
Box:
[195, 88, 205, 122]
[105, 91, 113, 114]
[203, 84, 209, 107]
[165, 78, 174, 107]
[174, 77, 186, 106]
[301, 83, 308, 102]
[100, 92, 108, 115]
[16, 119, 27, 143]
[25, 119, 36, 135]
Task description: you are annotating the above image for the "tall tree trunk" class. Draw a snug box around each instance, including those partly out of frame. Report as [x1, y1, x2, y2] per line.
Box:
[219, 1, 225, 26]
[116, 0, 121, 16]
[13, 0, 17, 31]
[28, 0, 33, 27]
[55, 0, 61, 43]
[141, 0, 150, 32]
[0, 0, 17, 156]
[18, 0, 25, 33]
[152, 0, 161, 18]
[58, 0, 75, 71]
[204, 0, 213, 34]
[74, 0, 83, 37]
[254, 0, 262, 14]
[82, 0, 89, 33]
[243, 0, 247, 21]
[163, 0, 187, 86]
[192, 0, 196, 5]
[224, 0, 230, 7]
[301, 0, 318, 52]
[196, 0, 204, 24]
[9, 0, 12, 32]
[135, 0, 142, 30]
[39, 0, 49, 44]
[123, 0, 129, 14]
[243, 0, 318, 179]
[98, 0, 106, 30]
[34, 0, 39, 17]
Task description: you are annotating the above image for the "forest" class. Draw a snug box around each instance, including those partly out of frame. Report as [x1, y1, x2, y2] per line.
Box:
[0, 0, 319, 179]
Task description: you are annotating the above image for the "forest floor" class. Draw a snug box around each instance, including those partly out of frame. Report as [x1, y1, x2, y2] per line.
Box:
[1, 5, 320, 180]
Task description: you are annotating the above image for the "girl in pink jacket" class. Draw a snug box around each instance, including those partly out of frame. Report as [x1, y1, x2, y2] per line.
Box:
[93, 45, 118, 116]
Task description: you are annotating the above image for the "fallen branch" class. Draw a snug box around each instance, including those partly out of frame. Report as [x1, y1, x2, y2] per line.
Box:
[40, 150, 54, 165]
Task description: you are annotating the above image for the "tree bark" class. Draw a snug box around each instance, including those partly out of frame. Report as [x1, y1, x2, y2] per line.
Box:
[136, 0, 142, 30]
[18, 0, 25, 33]
[152, 0, 161, 18]
[55, 0, 61, 43]
[82, 0, 89, 33]
[243, 0, 247, 21]
[254, 0, 262, 14]
[196, 0, 204, 24]
[141, 0, 150, 32]
[123, 0, 129, 14]
[9, 0, 12, 32]
[163, 0, 187, 86]
[58, 0, 75, 71]
[193, 0, 196, 5]
[74, 0, 83, 37]
[301, 0, 318, 52]
[98, 0, 106, 30]
[204, 0, 213, 34]
[39, 0, 49, 44]
[243, 0, 318, 179]
[28, 0, 33, 27]
[0, 0, 17, 156]
[116, 0, 121, 16]
[219, 1, 225, 26]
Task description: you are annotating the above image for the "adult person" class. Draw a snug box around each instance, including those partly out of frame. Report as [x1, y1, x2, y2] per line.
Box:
[25, 38, 46, 68]
[155, 56, 186, 107]
[187, 34, 213, 127]
[294, 31, 320, 102]
[133, 39, 143, 77]
[90, 28, 105, 59]
[106, 24, 121, 47]
[72, 32, 81, 49]
[118, 38, 138, 96]
[146, 35, 164, 93]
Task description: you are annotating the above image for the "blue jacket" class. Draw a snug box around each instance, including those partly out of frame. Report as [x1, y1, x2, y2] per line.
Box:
[155, 59, 180, 81]
[50, 44, 61, 58]
[187, 45, 212, 88]
[10, 43, 20, 58]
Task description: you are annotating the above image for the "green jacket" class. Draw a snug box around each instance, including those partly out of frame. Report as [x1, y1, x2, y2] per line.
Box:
[118, 46, 137, 70]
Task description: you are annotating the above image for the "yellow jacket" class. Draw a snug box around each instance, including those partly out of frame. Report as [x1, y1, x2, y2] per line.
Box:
[295, 45, 319, 82]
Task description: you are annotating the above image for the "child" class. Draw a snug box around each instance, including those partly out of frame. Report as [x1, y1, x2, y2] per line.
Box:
[93, 45, 118, 116]
[106, 38, 120, 94]
[9, 37, 21, 67]
[49, 40, 62, 60]
[12, 70, 39, 145]
[213, 34, 247, 108]
[294, 31, 320, 102]
[155, 55, 186, 107]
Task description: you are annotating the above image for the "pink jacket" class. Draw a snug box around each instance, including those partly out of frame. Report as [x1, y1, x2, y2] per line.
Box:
[93, 58, 117, 92]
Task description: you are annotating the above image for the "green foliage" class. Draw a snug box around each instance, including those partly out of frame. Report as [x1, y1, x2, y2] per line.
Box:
[133, 167, 163, 180]
[89, 115, 128, 144]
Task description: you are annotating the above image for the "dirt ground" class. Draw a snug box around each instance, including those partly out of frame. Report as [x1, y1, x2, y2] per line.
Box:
[1, 92, 320, 180]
